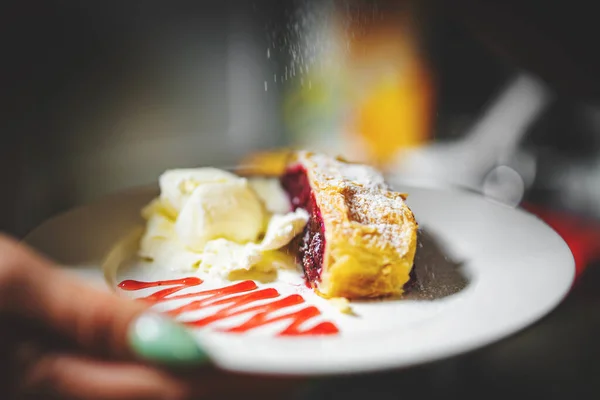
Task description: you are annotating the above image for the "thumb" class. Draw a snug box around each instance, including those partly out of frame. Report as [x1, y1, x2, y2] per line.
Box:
[0, 234, 208, 365]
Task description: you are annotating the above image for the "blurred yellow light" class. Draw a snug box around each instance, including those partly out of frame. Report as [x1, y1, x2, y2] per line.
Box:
[354, 61, 433, 166]
[344, 3, 435, 168]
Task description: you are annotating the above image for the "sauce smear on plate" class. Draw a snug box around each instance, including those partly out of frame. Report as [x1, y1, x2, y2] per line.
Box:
[119, 278, 339, 336]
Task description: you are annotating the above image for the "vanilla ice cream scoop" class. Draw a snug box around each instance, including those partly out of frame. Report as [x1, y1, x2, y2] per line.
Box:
[159, 168, 240, 214]
[175, 179, 265, 251]
[248, 177, 291, 215]
[140, 167, 309, 280]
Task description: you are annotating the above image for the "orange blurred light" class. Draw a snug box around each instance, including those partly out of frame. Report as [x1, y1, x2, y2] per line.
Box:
[344, 3, 435, 168]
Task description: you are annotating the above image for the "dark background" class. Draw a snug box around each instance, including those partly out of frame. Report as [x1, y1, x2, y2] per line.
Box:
[2, 1, 600, 398]
[4, 0, 600, 236]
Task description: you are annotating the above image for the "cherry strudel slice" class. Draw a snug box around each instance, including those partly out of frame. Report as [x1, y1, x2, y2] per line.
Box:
[280, 152, 418, 299]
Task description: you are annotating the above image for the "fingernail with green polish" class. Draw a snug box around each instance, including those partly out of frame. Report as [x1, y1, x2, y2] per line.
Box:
[128, 313, 209, 365]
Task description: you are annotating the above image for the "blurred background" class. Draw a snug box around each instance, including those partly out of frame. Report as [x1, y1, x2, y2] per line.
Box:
[2, 0, 600, 398]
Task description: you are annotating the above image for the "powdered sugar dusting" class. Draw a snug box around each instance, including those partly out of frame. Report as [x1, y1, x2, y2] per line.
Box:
[345, 188, 412, 252]
[298, 152, 415, 256]
[309, 153, 387, 191]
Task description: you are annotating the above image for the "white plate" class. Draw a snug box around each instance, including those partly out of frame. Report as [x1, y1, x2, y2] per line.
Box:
[24, 183, 574, 376]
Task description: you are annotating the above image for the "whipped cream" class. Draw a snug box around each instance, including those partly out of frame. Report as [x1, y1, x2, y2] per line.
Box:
[199, 239, 263, 277]
[260, 208, 309, 251]
[139, 168, 307, 279]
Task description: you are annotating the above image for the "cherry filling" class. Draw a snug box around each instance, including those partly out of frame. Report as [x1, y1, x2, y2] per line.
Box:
[280, 166, 326, 285]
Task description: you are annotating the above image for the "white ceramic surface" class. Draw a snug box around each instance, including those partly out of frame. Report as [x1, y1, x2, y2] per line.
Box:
[25, 184, 575, 376]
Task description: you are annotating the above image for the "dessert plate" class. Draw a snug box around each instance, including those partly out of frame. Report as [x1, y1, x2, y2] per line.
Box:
[24, 183, 574, 376]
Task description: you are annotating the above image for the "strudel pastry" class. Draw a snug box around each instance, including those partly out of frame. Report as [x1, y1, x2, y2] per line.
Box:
[280, 152, 418, 299]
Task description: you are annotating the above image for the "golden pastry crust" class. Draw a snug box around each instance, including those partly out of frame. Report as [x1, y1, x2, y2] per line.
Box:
[236, 149, 293, 177]
[291, 151, 418, 299]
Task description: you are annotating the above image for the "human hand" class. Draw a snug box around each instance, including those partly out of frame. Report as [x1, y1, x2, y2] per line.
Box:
[0, 234, 301, 399]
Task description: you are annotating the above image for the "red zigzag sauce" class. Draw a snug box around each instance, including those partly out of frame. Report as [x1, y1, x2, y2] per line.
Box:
[118, 277, 339, 336]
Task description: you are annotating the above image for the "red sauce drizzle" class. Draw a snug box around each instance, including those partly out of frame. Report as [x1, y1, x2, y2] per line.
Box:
[118, 278, 339, 336]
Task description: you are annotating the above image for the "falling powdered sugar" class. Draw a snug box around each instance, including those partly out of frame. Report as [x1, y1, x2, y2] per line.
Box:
[264, 0, 381, 88]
